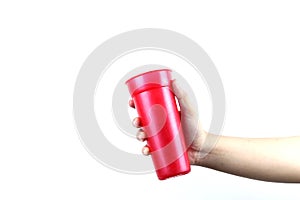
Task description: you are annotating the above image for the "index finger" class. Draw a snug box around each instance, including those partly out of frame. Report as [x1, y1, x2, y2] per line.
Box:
[129, 99, 135, 108]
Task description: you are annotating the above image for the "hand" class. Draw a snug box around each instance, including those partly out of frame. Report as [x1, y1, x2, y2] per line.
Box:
[129, 80, 207, 165]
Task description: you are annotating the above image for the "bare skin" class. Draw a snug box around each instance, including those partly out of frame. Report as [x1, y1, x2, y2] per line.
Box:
[130, 80, 300, 183]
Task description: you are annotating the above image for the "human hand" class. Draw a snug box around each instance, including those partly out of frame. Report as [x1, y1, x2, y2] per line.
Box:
[129, 80, 207, 165]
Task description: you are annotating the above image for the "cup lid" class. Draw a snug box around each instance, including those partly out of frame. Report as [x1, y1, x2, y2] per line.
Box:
[125, 69, 172, 96]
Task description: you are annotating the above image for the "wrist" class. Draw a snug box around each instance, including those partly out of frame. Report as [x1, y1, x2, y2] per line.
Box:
[194, 132, 221, 167]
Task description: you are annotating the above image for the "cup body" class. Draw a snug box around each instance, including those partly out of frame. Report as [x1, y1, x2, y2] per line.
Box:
[126, 69, 190, 180]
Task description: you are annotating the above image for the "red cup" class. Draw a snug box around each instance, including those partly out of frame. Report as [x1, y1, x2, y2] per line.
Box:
[126, 69, 190, 180]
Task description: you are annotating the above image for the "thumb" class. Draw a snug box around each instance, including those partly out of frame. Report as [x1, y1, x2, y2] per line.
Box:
[171, 80, 196, 117]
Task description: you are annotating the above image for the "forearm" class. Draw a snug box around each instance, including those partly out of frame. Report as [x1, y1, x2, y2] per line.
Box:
[198, 134, 300, 183]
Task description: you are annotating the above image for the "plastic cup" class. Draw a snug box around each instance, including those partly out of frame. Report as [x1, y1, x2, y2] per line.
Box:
[126, 69, 190, 180]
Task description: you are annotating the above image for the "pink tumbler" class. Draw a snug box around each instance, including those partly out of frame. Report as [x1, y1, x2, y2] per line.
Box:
[126, 69, 190, 180]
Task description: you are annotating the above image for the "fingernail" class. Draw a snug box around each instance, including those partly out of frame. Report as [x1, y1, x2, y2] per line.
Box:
[129, 99, 135, 108]
[142, 146, 150, 155]
[132, 118, 139, 127]
[137, 131, 145, 141]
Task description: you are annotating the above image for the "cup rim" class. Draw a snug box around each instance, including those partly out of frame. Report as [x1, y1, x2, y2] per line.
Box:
[125, 68, 172, 85]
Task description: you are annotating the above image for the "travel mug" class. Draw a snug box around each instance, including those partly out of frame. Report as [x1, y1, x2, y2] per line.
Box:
[126, 69, 190, 180]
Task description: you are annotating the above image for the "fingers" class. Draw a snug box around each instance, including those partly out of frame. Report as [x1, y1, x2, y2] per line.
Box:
[129, 99, 135, 108]
[132, 117, 142, 128]
[129, 99, 150, 156]
[136, 128, 150, 156]
[136, 129, 146, 141]
[142, 146, 150, 156]
[129, 100, 141, 127]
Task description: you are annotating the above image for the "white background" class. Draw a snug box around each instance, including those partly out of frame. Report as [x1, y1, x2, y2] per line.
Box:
[1, 0, 300, 199]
